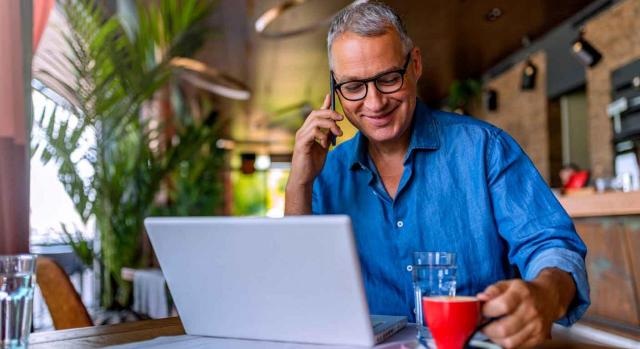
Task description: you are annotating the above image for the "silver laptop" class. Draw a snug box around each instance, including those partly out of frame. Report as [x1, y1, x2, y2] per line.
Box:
[144, 215, 406, 347]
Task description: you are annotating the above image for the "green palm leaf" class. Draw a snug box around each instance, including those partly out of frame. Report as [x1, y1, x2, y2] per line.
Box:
[34, 0, 222, 309]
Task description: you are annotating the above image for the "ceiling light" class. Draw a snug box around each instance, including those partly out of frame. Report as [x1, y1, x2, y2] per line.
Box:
[255, 155, 271, 170]
[521, 59, 537, 90]
[485, 8, 503, 22]
[170, 57, 251, 100]
[255, 0, 359, 39]
[571, 35, 602, 67]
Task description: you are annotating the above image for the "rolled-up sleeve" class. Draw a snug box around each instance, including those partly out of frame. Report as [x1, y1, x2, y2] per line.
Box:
[487, 130, 590, 326]
[525, 247, 590, 325]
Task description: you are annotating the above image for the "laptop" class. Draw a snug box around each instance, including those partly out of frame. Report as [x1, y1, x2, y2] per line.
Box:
[144, 215, 406, 347]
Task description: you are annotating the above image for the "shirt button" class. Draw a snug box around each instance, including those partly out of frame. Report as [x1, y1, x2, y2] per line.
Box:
[396, 220, 404, 228]
[406, 265, 413, 272]
[413, 308, 417, 314]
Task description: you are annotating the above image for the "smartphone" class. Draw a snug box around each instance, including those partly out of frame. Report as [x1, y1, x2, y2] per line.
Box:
[329, 72, 337, 146]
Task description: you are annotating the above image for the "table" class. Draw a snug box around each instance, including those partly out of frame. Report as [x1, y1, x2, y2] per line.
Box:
[28, 317, 618, 349]
[558, 191, 640, 339]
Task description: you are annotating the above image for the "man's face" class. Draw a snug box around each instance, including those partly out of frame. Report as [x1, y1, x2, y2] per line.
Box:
[331, 30, 422, 146]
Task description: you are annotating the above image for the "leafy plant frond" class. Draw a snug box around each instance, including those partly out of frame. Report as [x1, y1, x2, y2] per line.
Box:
[34, 0, 222, 309]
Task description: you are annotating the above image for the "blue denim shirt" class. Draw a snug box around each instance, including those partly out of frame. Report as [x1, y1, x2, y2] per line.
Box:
[312, 99, 589, 325]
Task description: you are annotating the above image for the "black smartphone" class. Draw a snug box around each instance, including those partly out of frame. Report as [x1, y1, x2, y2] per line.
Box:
[329, 72, 337, 146]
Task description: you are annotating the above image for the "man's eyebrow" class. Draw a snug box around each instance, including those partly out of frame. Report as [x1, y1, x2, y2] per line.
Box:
[335, 65, 403, 83]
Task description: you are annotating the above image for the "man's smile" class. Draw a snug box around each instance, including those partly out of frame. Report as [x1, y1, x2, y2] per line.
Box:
[361, 104, 399, 127]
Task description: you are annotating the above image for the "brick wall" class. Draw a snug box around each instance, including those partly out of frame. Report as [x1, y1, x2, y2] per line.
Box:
[471, 52, 550, 182]
[583, 0, 640, 178]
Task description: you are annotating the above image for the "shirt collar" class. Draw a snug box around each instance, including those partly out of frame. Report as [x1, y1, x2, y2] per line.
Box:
[348, 99, 440, 170]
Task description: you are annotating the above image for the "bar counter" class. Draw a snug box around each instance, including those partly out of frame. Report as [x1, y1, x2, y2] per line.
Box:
[559, 191, 640, 217]
[558, 191, 640, 340]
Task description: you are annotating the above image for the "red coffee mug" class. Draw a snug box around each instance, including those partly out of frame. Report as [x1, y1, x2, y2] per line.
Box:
[422, 296, 481, 349]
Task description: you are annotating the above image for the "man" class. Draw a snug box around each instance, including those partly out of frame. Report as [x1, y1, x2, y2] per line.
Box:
[285, 2, 589, 348]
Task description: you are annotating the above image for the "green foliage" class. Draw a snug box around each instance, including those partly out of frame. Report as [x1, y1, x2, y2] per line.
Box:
[60, 224, 98, 268]
[446, 79, 482, 113]
[232, 171, 267, 216]
[33, 0, 221, 309]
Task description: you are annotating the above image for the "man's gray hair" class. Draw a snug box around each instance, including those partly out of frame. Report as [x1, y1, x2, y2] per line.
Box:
[327, 1, 413, 68]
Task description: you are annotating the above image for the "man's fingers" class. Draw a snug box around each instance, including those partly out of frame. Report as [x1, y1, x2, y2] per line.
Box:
[482, 304, 527, 339]
[311, 118, 342, 136]
[298, 117, 340, 139]
[311, 128, 330, 148]
[481, 285, 521, 318]
[320, 93, 331, 110]
[490, 321, 536, 349]
[308, 109, 343, 121]
[477, 281, 509, 300]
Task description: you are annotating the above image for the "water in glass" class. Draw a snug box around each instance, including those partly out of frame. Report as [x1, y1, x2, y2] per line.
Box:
[412, 252, 456, 347]
[1, 255, 36, 349]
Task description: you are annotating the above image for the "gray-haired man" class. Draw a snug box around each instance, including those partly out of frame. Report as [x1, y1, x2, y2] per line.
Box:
[285, 2, 589, 348]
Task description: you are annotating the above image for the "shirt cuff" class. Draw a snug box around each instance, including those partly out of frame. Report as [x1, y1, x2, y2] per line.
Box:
[523, 247, 590, 326]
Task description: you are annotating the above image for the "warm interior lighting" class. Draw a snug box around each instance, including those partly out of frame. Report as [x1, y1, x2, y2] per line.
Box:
[170, 57, 251, 100]
[255, 0, 356, 39]
[571, 36, 602, 67]
[521, 60, 537, 90]
[485, 7, 502, 22]
[255, 155, 272, 170]
[572, 41, 582, 53]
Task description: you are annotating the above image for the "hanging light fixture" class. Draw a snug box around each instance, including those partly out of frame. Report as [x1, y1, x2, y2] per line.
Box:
[255, 0, 363, 39]
[521, 59, 537, 90]
[571, 32, 602, 67]
[170, 58, 251, 100]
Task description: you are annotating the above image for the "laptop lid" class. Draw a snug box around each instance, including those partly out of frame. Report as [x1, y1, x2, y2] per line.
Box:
[144, 215, 376, 347]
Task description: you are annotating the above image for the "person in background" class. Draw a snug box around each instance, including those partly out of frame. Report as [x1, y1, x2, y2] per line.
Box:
[285, 2, 589, 348]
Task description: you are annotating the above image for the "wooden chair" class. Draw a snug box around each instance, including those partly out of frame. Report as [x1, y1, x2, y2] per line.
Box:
[36, 257, 94, 330]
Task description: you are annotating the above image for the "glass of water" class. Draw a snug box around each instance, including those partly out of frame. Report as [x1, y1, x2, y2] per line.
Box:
[1, 254, 37, 349]
[412, 252, 456, 346]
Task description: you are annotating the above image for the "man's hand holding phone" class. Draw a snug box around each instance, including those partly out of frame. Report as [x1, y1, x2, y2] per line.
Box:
[288, 94, 344, 188]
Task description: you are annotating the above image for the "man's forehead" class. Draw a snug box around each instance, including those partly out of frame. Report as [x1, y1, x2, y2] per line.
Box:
[330, 32, 405, 80]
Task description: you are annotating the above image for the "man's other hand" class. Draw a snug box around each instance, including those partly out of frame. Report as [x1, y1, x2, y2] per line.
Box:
[476, 269, 576, 348]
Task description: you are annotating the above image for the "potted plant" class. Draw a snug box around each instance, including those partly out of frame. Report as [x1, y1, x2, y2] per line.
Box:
[33, 0, 224, 309]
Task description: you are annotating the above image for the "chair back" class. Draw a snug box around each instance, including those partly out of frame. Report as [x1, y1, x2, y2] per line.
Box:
[36, 257, 93, 329]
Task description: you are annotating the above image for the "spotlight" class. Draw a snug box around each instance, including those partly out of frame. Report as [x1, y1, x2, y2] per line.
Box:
[521, 59, 537, 90]
[571, 36, 602, 67]
[484, 89, 498, 111]
[485, 7, 503, 22]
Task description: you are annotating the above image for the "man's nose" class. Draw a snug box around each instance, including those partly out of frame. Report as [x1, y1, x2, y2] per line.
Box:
[363, 82, 385, 111]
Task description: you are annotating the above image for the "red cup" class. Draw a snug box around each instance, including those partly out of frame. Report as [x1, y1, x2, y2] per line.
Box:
[422, 296, 481, 349]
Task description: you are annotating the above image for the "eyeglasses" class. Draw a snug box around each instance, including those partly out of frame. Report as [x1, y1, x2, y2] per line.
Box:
[332, 51, 412, 101]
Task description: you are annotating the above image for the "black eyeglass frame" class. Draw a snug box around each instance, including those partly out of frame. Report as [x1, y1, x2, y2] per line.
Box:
[331, 51, 413, 102]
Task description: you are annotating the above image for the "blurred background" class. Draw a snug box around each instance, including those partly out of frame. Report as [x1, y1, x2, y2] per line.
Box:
[1, 0, 639, 347]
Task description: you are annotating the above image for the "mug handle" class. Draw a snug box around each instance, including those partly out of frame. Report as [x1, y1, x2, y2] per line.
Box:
[462, 316, 502, 349]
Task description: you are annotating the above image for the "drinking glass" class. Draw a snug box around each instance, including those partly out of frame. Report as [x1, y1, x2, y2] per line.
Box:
[412, 252, 456, 346]
[1, 255, 37, 349]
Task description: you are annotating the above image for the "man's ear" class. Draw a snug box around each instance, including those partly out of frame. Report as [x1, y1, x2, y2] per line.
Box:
[412, 47, 423, 80]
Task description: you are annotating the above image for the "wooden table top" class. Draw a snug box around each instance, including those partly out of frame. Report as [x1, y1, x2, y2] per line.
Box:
[29, 317, 185, 349]
[28, 317, 618, 349]
[559, 190, 640, 218]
